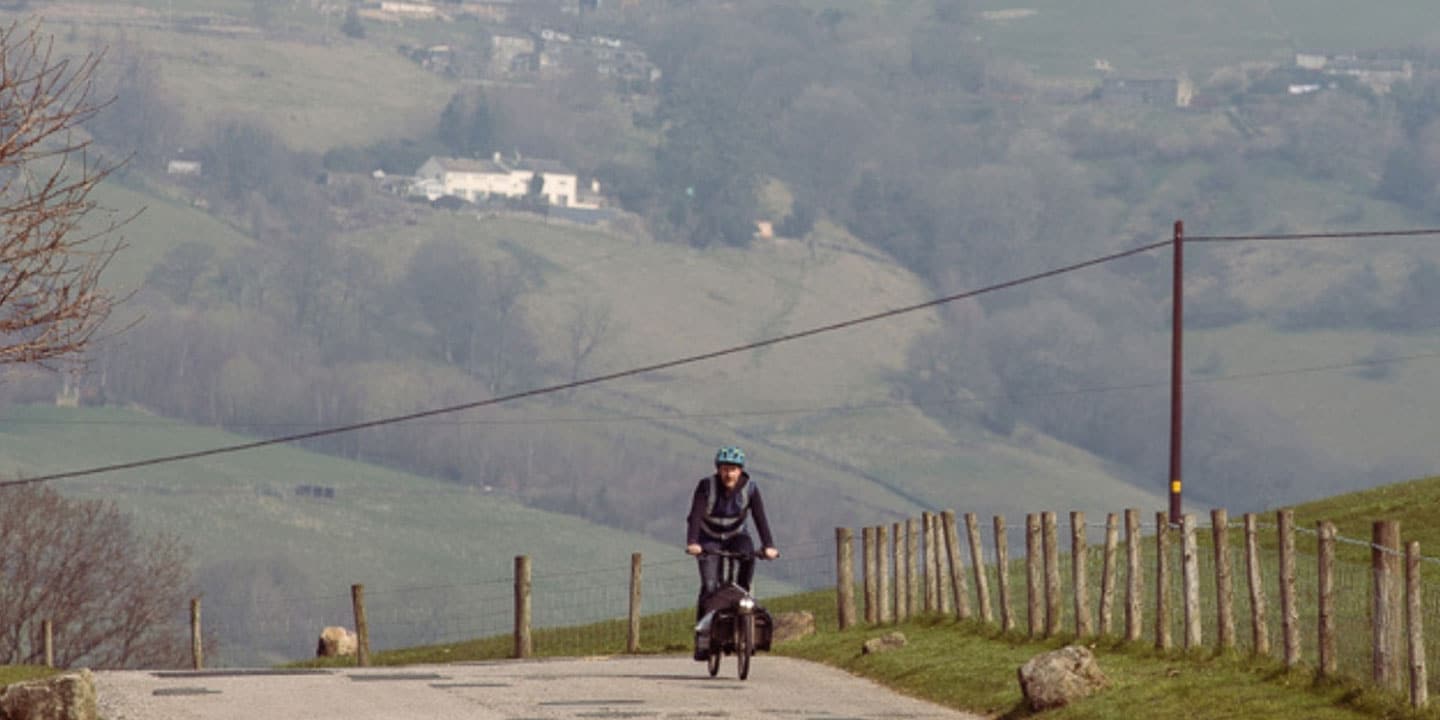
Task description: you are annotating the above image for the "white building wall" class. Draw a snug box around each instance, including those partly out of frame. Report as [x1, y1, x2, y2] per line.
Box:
[505, 170, 577, 205]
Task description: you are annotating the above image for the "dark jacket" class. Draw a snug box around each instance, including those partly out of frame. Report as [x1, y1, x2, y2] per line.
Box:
[686, 472, 775, 548]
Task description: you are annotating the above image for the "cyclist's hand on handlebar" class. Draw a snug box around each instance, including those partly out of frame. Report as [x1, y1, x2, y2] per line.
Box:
[763, 547, 780, 560]
[686, 544, 703, 556]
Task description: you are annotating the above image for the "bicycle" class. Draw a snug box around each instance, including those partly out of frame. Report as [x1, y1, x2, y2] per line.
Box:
[693, 549, 773, 680]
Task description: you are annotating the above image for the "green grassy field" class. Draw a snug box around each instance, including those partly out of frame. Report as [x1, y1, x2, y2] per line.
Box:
[85, 178, 256, 293]
[0, 405, 692, 588]
[16, 10, 458, 152]
[0, 666, 59, 687]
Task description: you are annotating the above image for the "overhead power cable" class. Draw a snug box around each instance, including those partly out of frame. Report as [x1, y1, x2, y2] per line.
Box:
[0, 239, 1172, 488]
[1188, 228, 1440, 243]
[6, 348, 1439, 430]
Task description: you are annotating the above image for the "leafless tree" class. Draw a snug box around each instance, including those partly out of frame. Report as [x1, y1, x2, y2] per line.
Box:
[0, 484, 194, 669]
[565, 300, 615, 388]
[0, 21, 126, 368]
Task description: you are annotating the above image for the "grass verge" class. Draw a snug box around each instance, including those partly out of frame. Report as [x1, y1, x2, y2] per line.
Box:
[0, 666, 60, 686]
[777, 614, 1432, 719]
[286, 583, 1432, 719]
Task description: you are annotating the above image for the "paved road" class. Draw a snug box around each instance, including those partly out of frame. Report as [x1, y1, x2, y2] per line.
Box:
[94, 655, 985, 720]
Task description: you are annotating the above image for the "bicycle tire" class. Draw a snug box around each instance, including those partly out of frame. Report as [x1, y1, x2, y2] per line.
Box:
[737, 613, 754, 680]
[707, 646, 721, 677]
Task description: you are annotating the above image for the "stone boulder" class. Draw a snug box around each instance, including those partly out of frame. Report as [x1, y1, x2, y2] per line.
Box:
[861, 631, 907, 655]
[770, 611, 815, 644]
[316, 626, 358, 657]
[0, 669, 98, 720]
[1017, 645, 1109, 711]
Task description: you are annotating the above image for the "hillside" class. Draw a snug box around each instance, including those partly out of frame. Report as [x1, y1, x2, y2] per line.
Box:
[341, 209, 1166, 525]
[0, 404, 692, 665]
[13, 0, 1440, 667]
[970, 0, 1438, 79]
[1291, 473, 1440, 551]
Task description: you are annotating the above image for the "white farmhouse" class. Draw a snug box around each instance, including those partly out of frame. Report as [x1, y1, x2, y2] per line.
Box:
[414, 153, 582, 207]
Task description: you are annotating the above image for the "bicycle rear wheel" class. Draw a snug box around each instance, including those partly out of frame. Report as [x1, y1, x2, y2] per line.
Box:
[707, 645, 721, 677]
[737, 614, 754, 680]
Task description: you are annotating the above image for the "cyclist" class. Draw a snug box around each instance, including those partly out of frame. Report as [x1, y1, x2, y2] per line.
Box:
[685, 445, 779, 661]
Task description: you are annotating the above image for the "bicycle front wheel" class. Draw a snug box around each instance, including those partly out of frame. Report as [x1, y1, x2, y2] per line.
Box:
[737, 614, 754, 680]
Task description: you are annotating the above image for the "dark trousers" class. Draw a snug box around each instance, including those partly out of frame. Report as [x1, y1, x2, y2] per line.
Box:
[695, 534, 755, 620]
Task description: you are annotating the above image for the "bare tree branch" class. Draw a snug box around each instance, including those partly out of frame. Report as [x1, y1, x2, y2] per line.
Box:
[0, 20, 126, 368]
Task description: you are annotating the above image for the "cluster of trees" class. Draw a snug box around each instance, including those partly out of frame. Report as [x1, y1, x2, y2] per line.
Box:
[0, 485, 197, 668]
[577, 1, 1440, 508]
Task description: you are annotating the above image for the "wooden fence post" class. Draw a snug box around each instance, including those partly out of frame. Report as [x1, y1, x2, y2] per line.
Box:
[43, 619, 53, 669]
[995, 515, 1014, 632]
[1278, 510, 1299, 668]
[931, 513, 944, 614]
[1373, 520, 1402, 690]
[1407, 541, 1428, 710]
[836, 527, 856, 630]
[878, 525, 892, 624]
[907, 517, 921, 618]
[1099, 513, 1118, 637]
[1026, 513, 1041, 637]
[1043, 511, 1060, 637]
[1244, 513, 1270, 657]
[895, 521, 909, 623]
[942, 511, 971, 620]
[514, 556, 532, 659]
[1125, 509, 1142, 642]
[352, 583, 371, 667]
[966, 512, 992, 623]
[1212, 509, 1234, 650]
[1072, 511, 1091, 638]
[191, 597, 203, 670]
[628, 553, 643, 653]
[1182, 514, 1201, 650]
[863, 526, 877, 624]
[921, 513, 935, 614]
[935, 516, 952, 616]
[1317, 522, 1336, 677]
[1155, 512, 1171, 651]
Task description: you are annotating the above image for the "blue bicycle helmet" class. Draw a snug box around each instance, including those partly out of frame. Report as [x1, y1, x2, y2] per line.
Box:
[714, 446, 746, 467]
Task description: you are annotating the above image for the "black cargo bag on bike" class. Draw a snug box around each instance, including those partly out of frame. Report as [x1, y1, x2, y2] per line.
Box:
[752, 606, 774, 651]
[702, 584, 749, 614]
[700, 584, 774, 652]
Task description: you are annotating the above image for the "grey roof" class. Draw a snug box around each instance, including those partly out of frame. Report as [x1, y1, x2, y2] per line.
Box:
[435, 157, 508, 174]
[510, 158, 572, 174]
[428, 155, 574, 176]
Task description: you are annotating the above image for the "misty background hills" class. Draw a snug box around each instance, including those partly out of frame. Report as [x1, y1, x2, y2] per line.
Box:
[4, 0, 1440, 663]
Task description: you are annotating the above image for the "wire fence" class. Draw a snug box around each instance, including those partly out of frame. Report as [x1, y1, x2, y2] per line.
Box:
[842, 510, 1437, 709]
[172, 505, 1439, 712]
[196, 538, 838, 667]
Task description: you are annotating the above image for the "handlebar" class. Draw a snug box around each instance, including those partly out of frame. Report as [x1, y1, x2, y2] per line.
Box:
[692, 549, 778, 560]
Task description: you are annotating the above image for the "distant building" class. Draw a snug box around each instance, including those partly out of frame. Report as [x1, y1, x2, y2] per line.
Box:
[1294, 51, 1413, 93]
[1099, 76, 1193, 108]
[490, 33, 537, 75]
[379, 1, 437, 17]
[458, 0, 512, 22]
[166, 159, 202, 176]
[413, 153, 585, 207]
[535, 29, 660, 88]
